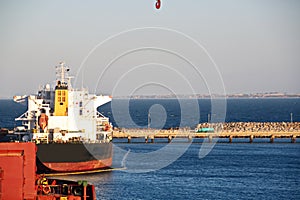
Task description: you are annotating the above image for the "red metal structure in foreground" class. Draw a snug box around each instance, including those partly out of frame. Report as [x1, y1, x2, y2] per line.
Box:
[0, 142, 96, 200]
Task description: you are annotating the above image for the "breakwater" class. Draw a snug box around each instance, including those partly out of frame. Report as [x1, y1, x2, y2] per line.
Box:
[113, 122, 300, 143]
[197, 122, 300, 132]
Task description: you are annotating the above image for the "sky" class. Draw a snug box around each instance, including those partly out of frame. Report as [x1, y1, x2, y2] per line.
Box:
[0, 0, 300, 98]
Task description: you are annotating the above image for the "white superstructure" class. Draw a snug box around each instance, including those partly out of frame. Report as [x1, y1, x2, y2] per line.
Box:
[16, 62, 113, 143]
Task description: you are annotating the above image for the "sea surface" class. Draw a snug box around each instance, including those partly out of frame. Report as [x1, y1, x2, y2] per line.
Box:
[1, 98, 300, 129]
[99, 98, 300, 128]
[101, 143, 299, 200]
[0, 98, 300, 199]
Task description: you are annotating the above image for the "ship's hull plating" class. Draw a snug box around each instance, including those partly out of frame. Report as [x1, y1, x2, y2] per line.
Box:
[36, 142, 112, 173]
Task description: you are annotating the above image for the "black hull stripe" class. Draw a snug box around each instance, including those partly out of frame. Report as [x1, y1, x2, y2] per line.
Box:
[36, 143, 112, 163]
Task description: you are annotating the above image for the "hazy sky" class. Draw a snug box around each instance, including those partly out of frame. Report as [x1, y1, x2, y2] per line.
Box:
[0, 0, 299, 98]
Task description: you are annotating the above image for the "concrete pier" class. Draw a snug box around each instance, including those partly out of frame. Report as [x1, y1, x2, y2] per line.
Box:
[229, 135, 233, 143]
[249, 135, 254, 143]
[270, 135, 275, 143]
[168, 135, 172, 143]
[188, 135, 193, 142]
[208, 135, 213, 143]
[127, 136, 131, 143]
[112, 122, 300, 143]
[149, 135, 154, 143]
[114, 130, 300, 143]
[291, 135, 296, 143]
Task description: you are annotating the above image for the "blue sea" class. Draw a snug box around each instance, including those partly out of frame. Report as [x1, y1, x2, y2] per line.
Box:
[0, 98, 300, 199]
[99, 98, 300, 128]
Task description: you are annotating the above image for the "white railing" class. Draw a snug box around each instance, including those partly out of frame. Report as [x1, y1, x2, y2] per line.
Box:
[96, 111, 105, 118]
[15, 111, 34, 121]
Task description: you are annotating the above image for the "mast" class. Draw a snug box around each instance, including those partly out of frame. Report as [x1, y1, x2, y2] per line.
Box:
[54, 62, 70, 116]
[55, 62, 71, 89]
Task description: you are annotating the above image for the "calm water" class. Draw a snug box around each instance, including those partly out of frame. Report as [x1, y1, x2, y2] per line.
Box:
[0, 98, 299, 199]
[61, 143, 300, 200]
[99, 98, 300, 128]
[1, 98, 299, 129]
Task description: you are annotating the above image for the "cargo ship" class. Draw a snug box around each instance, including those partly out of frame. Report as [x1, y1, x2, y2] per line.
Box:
[14, 62, 113, 172]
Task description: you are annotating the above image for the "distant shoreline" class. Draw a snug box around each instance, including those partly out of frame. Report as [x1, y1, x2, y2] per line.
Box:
[112, 96, 300, 99]
[109, 92, 300, 99]
[1, 92, 300, 100]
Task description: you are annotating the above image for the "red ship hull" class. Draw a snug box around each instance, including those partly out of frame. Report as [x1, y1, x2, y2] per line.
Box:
[42, 157, 112, 172]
